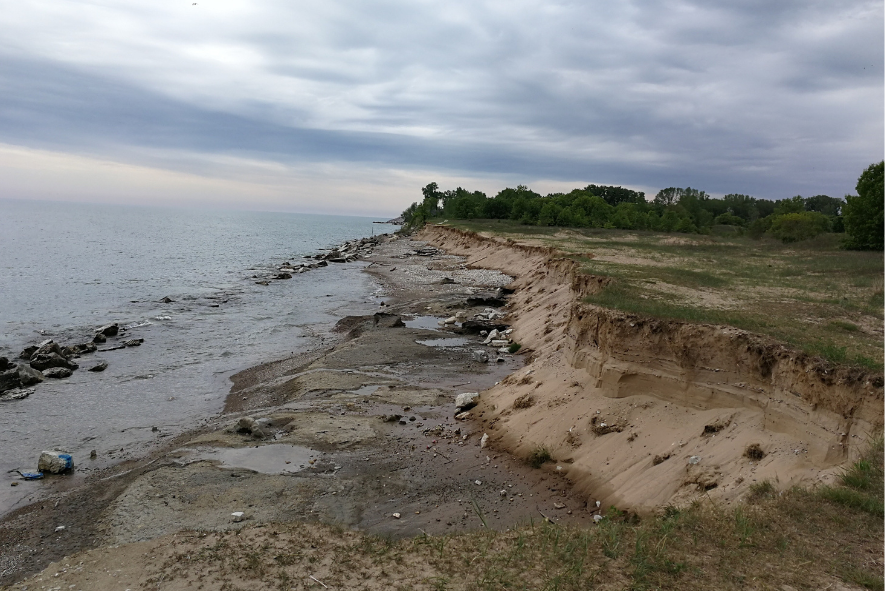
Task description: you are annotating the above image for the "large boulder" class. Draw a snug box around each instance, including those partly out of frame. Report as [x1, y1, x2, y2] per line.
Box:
[38, 451, 74, 474]
[30, 352, 78, 372]
[16, 364, 44, 387]
[0, 357, 12, 371]
[0, 368, 20, 393]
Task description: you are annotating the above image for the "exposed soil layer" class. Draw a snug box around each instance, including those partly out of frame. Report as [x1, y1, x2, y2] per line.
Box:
[419, 225, 884, 511]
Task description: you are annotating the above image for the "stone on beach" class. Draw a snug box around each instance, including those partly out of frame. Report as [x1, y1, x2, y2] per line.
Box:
[98, 323, 119, 337]
[455, 392, 479, 412]
[88, 361, 109, 372]
[472, 350, 489, 363]
[30, 352, 78, 372]
[38, 450, 74, 474]
[43, 367, 73, 379]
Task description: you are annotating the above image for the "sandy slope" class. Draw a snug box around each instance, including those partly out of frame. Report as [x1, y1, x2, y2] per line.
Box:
[420, 225, 884, 511]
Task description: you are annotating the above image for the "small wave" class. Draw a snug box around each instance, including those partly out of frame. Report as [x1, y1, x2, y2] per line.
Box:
[154, 315, 172, 321]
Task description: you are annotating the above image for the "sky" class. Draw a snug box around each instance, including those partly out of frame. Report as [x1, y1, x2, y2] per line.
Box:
[0, 0, 883, 217]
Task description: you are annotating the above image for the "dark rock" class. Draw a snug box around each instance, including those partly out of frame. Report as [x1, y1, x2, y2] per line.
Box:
[43, 367, 73, 379]
[461, 320, 510, 334]
[0, 368, 20, 393]
[0, 388, 33, 401]
[0, 357, 11, 371]
[441, 277, 457, 284]
[92, 333, 107, 344]
[30, 352, 78, 371]
[329, 258, 347, 263]
[466, 296, 507, 307]
[98, 323, 119, 337]
[373, 313, 405, 328]
[316, 260, 328, 267]
[255, 280, 270, 285]
[16, 364, 44, 387]
[62, 343, 97, 357]
[123, 339, 144, 347]
[275, 273, 292, 279]
[159, 296, 175, 303]
[381, 414, 402, 423]
[19, 345, 39, 360]
[88, 361, 108, 372]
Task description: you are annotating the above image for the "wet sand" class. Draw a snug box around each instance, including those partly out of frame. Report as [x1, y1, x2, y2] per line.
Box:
[0, 234, 600, 587]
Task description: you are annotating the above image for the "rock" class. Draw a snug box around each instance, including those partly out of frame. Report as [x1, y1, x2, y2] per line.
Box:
[0, 368, 20, 392]
[554, 502, 566, 509]
[455, 392, 480, 411]
[455, 311, 467, 320]
[123, 339, 144, 347]
[16, 364, 44, 387]
[159, 296, 175, 303]
[88, 361, 108, 372]
[43, 367, 73, 379]
[231, 511, 245, 523]
[92, 333, 107, 344]
[381, 414, 403, 423]
[19, 345, 39, 360]
[466, 295, 507, 307]
[443, 316, 457, 325]
[593, 515, 604, 523]
[472, 350, 489, 363]
[373, 313, 405, 328]
[440, 277, 456, 284]
[0, 387, 34, 401]
[329, 258, 347, 263]
[30, 352, 77, 372]
[489, 339, 510, 347]
[31, 340, 63, 359]
[392, 513, 401, 519]
[275, 272, 292, 279]
[316, 260, 328, 267]
[62, 343, 97, 357]
[237, 417, 257, 433]
[38, 450, 74, 474]
[688, 456, 701, 465]
[480, 433, 489, 448]
[455, 411, 472, 420]
[0, 357, 12, 371]
[98, 323, 119, 337]
[255, 281, 270, 285]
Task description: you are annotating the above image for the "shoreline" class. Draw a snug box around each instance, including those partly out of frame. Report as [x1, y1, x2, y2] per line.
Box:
[1, 232, 596, 587]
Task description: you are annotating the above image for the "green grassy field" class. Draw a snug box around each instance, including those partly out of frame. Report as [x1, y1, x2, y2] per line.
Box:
[444, 220, 884, 370]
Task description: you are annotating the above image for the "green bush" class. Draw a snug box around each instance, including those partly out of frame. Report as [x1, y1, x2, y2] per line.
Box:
[767, 212, 831, 243]
[844, 161, 884, 250]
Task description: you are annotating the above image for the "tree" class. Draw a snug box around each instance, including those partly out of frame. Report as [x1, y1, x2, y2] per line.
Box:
[844, 161, 885, 250]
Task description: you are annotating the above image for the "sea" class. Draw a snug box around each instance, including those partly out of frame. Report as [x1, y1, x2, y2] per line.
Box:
[0, 198, 400, 515]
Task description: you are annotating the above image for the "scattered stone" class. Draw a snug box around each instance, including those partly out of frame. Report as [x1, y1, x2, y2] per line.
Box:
[255, 281, 270, 285]
[455, 411, 472, 420]
[123, 339, 144, 347]
[275, 273, 292, 280]
[489, 339, 510, 348]
[474, 480, 482, 485]
[90, 450, 97, 459]
[443, 316, 457, 325]
[440, 277, 456, 284]
[43, 367, 73, 379]
[88, 361, 108, 372]
[15, 365, 44, 387]
[472, 350, 489, 363]
[688, 455, 701, 465]
[30, 352, 77, 372]
[0, 357, 11, 371]
[38, 451, 74, 474]
[455, 392, 480, 411]
[92, 333, 106, 344]
[19, 345, 39, 360]
[593, 515, 604, 523]
[480, 433, 489, 448]
[159, 296, 175, 303]
[0, 388, 34, 401]
[392, 513, 401, 519]
[554, 502, 566, 509]
[381, 414, 403, 423]
[231, 511, 245, 523]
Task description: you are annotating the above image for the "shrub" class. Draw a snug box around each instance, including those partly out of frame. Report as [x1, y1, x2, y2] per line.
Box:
[844, 161, 884, 250]
[767, 211, 831, 243]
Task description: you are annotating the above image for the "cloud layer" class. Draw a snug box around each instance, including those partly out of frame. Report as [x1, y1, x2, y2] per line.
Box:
[1, 0, 882, 213]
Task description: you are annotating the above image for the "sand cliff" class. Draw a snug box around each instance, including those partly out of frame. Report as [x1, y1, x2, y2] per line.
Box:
[421, 225, 884, 512]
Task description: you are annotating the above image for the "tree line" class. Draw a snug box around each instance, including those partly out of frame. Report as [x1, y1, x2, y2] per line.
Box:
[401, 161, 883, 249]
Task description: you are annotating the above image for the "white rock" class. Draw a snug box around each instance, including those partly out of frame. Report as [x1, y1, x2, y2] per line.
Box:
[688, 455, 701, 465]
[490, 340, 509, 347]
[455, 411, 472, 420]
[593, 514, 604, 523]
[444, 316, 457, 325]
[455, 392, 480, 411]
[392, 513, 401, 519]
[480, 433, 489, 448]
[474, 480, 482, 485]
[231, 512, 245, 522]
[472, 350, 489, 363]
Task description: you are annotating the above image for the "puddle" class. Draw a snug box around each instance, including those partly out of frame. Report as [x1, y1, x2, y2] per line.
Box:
[178, 444, 318, 474]
[404, 315, 444, 330]
[349, 385, 383, 396]
[416, 337, 470, 348]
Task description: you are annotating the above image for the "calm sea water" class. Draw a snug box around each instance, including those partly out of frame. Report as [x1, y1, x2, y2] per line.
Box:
[0, 199, 398, 514]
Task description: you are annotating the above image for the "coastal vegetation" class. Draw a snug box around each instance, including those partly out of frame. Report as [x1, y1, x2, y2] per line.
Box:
[402, 161, 884, 251]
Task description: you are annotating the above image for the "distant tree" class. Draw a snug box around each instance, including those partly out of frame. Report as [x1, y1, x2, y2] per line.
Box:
[653, 187, 681, 207]
[768, 212, 831, 243]
[844, 161, 885, 250]
[804, 194, 844, 217]
[773, 195, 805, 216]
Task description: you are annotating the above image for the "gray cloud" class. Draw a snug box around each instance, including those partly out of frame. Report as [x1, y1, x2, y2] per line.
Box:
[0, 0, 881, 209]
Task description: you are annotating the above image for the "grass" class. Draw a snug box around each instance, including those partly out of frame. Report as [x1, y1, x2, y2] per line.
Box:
[527, 445, 553, 468]
[141, 439, 883, 590]
[443, 219, 884, 370]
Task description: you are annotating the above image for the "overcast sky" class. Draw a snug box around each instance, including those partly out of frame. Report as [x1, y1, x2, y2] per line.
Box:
[1, 0, 882, 216]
